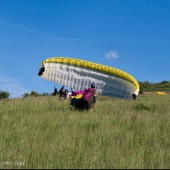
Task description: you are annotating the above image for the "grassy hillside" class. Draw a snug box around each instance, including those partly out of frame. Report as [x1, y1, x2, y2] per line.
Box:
[0, 94, 170, 169]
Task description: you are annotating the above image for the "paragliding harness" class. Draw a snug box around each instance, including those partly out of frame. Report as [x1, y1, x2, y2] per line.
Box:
[70, 98, 84, 110]
[82, 88, 95, 110]
[70, 88, 95, 110]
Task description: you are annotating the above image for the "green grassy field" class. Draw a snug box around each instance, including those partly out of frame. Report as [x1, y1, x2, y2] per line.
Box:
[0, 94, 170, 169]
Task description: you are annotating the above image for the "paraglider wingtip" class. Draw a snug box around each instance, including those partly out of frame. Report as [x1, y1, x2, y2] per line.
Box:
[132, 93, 137, 100]
[38, 67, 45, 76]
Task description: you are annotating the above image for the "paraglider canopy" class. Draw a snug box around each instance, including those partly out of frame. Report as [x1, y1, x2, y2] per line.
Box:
[38, 57, 139, 99]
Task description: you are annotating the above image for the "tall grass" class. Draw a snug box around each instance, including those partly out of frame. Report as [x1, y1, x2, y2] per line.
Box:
[0, 94, 170, 169]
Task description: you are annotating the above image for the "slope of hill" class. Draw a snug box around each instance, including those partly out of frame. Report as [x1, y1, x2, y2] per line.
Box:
[0, 94, 170, 169]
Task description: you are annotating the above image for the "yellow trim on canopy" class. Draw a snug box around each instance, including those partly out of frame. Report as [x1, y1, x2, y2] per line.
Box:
[42, 57, 139, 93]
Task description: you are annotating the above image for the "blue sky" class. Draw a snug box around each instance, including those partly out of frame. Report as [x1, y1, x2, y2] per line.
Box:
[0, 0, 169, 98]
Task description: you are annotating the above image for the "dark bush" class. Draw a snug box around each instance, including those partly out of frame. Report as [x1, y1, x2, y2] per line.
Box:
[0, 90, 10, 99]
[134, 103, 156, 111]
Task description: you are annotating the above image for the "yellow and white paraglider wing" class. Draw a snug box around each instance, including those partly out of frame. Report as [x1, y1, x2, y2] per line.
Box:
[38, 57, 139, 99]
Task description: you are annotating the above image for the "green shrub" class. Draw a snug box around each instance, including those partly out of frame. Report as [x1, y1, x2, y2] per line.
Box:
[0, 90, 10, 99]
[134, 103, 153, 111]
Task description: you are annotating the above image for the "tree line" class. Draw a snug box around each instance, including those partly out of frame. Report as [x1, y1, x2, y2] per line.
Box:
[139, 81, 170, 92]
[0, 90, 54, 99]
[0, 81, 170, 99]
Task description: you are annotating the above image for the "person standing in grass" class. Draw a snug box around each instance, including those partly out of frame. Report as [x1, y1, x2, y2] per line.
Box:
[53, 86, 57, 96]
[64, 89, 69, 99]
[90, 83, 97, 108]
[59, 85, 65, 99]
[82, 83, 97, 110]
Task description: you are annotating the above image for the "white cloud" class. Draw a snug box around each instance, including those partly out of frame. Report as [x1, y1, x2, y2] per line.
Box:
[0, 75, 30, 98]
[105, 50, 118, 60]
